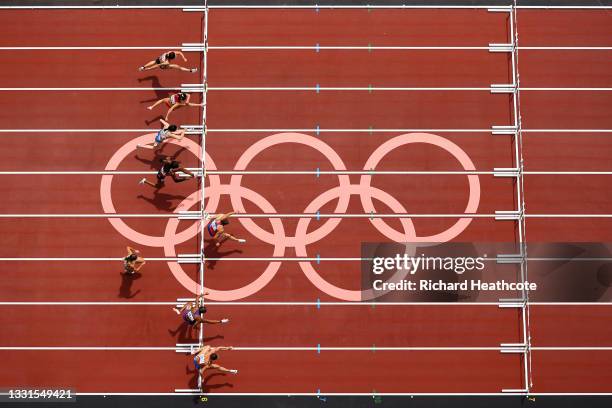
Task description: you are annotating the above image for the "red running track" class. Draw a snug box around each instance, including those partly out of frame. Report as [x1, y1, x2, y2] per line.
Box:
[0, 7, 611, 395]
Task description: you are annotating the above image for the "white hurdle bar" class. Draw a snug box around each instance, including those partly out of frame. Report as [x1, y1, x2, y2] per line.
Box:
[488, 43, 513, 53]
[495, 210, 522, 221]
[491, 125, 518, 135]
[491, 83, 516, 94]
[178, 211, 202, 220]
[498, 298, 527, 308]
[496, 254, 525, 264]
[493, 168, 520, 178]
[176, 343, 199, 354]
[180, 83, 205, 93]
[181, 42, 206, 52]
[180, 124, 204, 135]
[177, 253, 202, 264]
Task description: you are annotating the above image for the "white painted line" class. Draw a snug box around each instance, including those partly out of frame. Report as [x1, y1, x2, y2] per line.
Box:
[208, 86, 492, 91]
[0, 214, 181, 218]
[520, 46, 612, 50]
[0, 46, 182, 50]
[2, 128, 612, 134]
[207, 45, 490, 50]
[0, 87, 201, 92]
[2, 213, 606, 219]
[0, 170, 496, 176]
[0, 213, 494, 219]
[2, 301, 611, 306]
[0, 5, 609, 9]
[0, 346, 501, 351]
[31, 392, 612, 396]
[0, 171, 199, 175]
[522, 88, 612, 91]
[1, 256, 610, 262]
[2, 85, 606, 92]
[0, 258, 180, 261]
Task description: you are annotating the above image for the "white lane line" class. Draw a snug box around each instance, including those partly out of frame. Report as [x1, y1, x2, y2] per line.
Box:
[1, 128, 612, 134]
[1, 301, 610, 306]
[0, 86, 607, 92]
[1, 170, 612, 175]
[2, 346, 611, 351]
[2, 213, 612, 219]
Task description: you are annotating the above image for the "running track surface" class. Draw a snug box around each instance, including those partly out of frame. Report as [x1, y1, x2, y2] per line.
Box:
[0, 8, 611, 394]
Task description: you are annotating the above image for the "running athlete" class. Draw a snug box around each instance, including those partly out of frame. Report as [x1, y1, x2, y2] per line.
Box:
[191, 345, 237, 389]
[123, 246, 145, 275]
[206, 212, 246, 247]
[138, 50, 197, 73]
[137, 119, 185, 150]
[173, 294, 229, 330]
[146, 92, 204, 121]
[139, 157, 195, 188]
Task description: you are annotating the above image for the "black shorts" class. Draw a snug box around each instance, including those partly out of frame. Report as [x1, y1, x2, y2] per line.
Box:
[156, 171, 167, 182]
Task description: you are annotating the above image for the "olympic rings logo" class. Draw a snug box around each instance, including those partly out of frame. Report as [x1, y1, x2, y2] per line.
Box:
[100, 132, 480, 301]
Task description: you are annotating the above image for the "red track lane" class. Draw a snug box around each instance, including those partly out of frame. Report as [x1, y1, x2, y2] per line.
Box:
[209, 9, 508, 46]
[3, 134, 201, 171]
[208, 50, 511, 87]
[524, 175, 612, 214]
[0, 10, 202, 47]
[517, 10, 612, 46]
[0, 138, 512, 213]
[520, 92, 612, 129]
[2, 131, 514, 171]
[526, 219, 612, 242]
[531, 351, 612, 393]
[530, 306, 612, 347]
[0, 306, 520, 348]
[0, 175, 200, 214]
[0, 51, 200, 88]
[0, 219, 199, 257]
[0, 91, 202, 129]
[196, 350, 522, 393]
[519, 51, 612, 88]
[207, 132, 515, 171]
[0, 351, 190, 392]
[0, 262, 198, 302]
[0, 218, 515, 303]
[522, 133, 612, 171]
[0, 350, 523, 393]
[207, 92, 512, 129]
[5, 6, 610, 395]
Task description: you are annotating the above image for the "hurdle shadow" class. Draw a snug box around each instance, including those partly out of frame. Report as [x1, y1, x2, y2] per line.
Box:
[118, 272, 142, 299]
[203, 239, 243, 270]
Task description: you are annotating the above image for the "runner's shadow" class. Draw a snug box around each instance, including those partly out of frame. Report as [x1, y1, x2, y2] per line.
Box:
[168, 321, 197, 342]
[134, 147, 187, 171]
[138, 192, 186, 211]
[145, 115, 165, 126]
[134, 150, 167, 171]
[185, 370, 233, 392]
[118, 272, 142, 299]
[138, 75, 172, 101]
[203, 239, 243, 270]
[202, 373, 234, 392]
